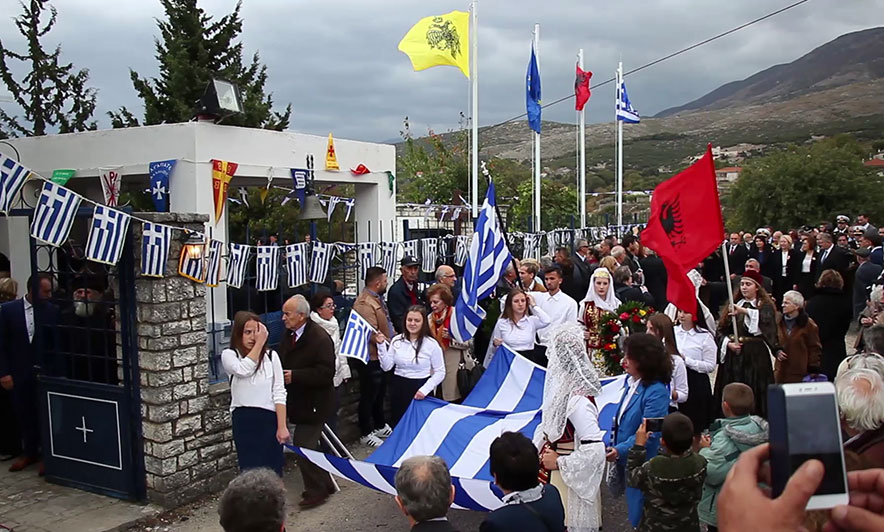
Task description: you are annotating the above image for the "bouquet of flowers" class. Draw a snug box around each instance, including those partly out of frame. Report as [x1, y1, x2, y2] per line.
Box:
[595, 302, 654, 376]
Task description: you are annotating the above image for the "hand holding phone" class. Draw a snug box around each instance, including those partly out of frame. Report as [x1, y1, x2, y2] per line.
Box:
[645, 417, 664, 433]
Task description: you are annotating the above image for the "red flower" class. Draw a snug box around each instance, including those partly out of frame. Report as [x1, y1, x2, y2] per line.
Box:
[610, 323, 621, 333]
[620, 313, 629, 320]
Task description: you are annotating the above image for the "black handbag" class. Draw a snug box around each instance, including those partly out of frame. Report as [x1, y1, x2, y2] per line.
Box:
[456, 351, 484, 397]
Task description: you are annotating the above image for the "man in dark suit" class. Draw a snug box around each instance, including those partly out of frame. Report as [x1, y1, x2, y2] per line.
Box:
[816, 232, 850, 281]
[725, 233, 748, 278]
[481, 432, 565, 532]
[0, 274, 55, 473]
[571, 239, 593, 297]
[640, 249, 668, 310]
[279, 294, 336, 509]
[395, 455, 457, 531]
[852, 248, 882, 318]
[387, 256, 425, 333]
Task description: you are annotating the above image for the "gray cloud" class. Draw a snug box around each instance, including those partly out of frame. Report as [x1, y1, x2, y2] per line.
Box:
[2, 0, 883, 142]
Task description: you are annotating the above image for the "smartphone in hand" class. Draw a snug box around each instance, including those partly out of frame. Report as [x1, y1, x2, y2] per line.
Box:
[768, 382, 848, 510]
[645, 417, 665, 433]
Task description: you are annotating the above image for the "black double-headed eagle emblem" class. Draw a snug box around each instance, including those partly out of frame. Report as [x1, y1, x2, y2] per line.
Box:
[660, 194, 687, 248]
[426, 17, 461, 59]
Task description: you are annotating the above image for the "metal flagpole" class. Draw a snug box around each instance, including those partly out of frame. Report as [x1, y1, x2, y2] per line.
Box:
[721, 242, 740, 339]
[578, 48, 587, 229]
[533, 24, 541, 233]
[616, 62, 624, 238]
[470, 0, 479, 218]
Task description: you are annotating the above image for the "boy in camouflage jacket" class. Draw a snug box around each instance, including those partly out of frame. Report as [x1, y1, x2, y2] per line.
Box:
[627, 413, 707, 532]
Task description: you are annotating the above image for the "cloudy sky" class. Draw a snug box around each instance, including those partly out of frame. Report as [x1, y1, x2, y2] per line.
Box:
[2, 0, 883, 142]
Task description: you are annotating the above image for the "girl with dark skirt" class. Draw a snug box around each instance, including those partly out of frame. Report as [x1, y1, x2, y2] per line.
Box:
[674, 307, 718, 437]
[221, 311, 289, 476]
[375, 305, 445, 427]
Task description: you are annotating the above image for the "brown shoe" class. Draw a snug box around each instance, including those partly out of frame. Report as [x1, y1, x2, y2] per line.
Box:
[298, 493, 329, 509]
[8, 456, 38, 472]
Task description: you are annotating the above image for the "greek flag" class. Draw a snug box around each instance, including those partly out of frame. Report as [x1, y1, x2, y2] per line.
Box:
[380, 242, 398, 277]
[178, 238, 205, 283]
[358, 242, 376, 279]
[141, 222, 172, 278]
[30, 182, 83, 247]
[454, 235, 469, 267]
[256, 245, 279, 291]
[85, 206, 131, 265]
[287, 346, 626, 511]
[286, 242, 309, 288]
[449, 182, 512, 343]
[310, 242, 335, 284]
[401, 239, 418, 260]
[204, 240, 224, 287]
[0, 154, 31, 214]
[227, 243, 251, 288]
[616, 80, 640, 123]
[420, 238, 437, 273]
[546, 231, 556, 256]
[340, 310, 376, 364]
[522, 233, 538, 260]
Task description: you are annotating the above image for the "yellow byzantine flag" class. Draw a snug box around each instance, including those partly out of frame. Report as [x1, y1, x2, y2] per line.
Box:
[325, 133, 340, 171]
[211, 159, 238, 224]
[398, 10, 470, 78]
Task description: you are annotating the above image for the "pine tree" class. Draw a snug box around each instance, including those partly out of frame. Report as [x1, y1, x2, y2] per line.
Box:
[110, 0, 291, 130]
[0, 0, 97, 137]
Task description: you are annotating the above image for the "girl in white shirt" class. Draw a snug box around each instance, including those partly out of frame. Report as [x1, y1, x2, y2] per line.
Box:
[221, 311, 288, 476]
[647, 313, 689, 412]
[674, 308, 719, 438]
[487, 288, 551, 367]
[374, 305, 445, 427]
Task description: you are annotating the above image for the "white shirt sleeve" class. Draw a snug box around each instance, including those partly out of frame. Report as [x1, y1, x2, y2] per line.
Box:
[719, 337, 730, 364]
[378, 339, 395, 372]
[684, 333, 718, 374]
[485, 320, 505, 368]
[567, 395, 605, 442]
[565, 299, 579, 324]
[671, 356, 689, 404]
[529, 304, 552, 330]
[270, 350, 287, 405]
[419, 340, 446, 396]
[221, 348, 257, 377]
[744, 308, 760, 335]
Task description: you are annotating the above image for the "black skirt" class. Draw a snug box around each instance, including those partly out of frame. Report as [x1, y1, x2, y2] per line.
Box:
[714, 339, 775, 418]
[680, 368, 715, 434]
[232, 406, 284, 476]
[390, 374, 429, 427]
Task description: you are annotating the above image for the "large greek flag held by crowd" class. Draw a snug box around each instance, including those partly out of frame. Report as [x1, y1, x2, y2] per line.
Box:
[30, 182, 83, 247]
[85, 206, 131, 265]
[340, 310, 376, 364]
[286, 242, 309, 288]
[256, 245, 279, 291]
[226, 243, 250, 288]
[309, 242, 335, 283]
[449, 182, 512, 343]
[288, 346, 626, 511]
[0, 154, 31, 214]
[141, 222, 172, 277]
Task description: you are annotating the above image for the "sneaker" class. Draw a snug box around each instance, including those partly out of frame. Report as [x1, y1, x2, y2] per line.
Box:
[372, 424, 393, 439]
[360, 434, 383, 447]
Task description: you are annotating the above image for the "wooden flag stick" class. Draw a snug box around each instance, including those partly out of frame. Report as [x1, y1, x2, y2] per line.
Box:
[720, 241, 740, 341]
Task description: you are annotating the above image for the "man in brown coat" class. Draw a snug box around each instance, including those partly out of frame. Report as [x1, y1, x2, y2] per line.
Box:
[279, 294, 336, 509]
[774, 290, 822, 383]
[352, 266, 394, 447]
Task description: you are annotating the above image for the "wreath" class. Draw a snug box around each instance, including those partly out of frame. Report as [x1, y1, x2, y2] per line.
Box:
[596, 301, 653, 376]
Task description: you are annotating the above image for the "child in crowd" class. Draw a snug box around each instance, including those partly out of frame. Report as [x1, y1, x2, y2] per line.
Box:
[697, 382, 769, 532]
[627, 412, 707, 532]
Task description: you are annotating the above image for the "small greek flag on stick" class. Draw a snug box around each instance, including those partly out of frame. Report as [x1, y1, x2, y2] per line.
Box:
[286, 242, 309, 288]
[0, 154, 31, 214]
[226, 243, 251, 288]
[256, 245, 280, 292]
[30, 182, 83, 247]
[340, 310, 377, 364]
[85, 206, 131, 265]
[141, 222, 172, 278]
[204, 239, 224, 287]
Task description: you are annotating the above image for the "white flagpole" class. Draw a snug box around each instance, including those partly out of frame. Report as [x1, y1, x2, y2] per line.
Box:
[533, 23, 541, 233]
[470, 0, 479, 219]
[578, 48, 586, 229]
[616, 61, 624, 237]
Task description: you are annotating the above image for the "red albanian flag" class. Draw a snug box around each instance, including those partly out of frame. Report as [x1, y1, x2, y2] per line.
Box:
[350, 164, 371, 175]
[641, 145, 723, 313]
[575, 64, 592, 111]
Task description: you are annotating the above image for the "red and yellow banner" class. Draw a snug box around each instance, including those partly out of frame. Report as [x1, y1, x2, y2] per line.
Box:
[211, 159, 238, 224]
[325, 133, 340, 171]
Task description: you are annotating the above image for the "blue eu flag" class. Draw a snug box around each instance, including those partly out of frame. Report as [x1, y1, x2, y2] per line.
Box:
[526, 45, 541, 134]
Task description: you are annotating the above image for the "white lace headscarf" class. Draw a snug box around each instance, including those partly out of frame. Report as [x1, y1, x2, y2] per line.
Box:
[582, 268, 621, 312]
[540, 323, 602, 442]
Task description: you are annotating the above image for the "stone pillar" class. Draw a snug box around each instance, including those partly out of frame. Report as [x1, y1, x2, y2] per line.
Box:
[133, 213, 237, 507]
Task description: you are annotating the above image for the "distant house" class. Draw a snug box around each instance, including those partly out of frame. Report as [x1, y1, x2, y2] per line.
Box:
[865, 158, 884, 176]
[716, 166, 742, 182]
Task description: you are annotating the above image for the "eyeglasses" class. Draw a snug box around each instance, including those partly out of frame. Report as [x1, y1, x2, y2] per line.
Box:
[320, 303, 336, 310]
[443, 274, 456, 278]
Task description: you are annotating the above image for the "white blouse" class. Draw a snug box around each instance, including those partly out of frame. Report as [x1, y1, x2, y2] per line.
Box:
[781, 250, 790, 277]
[674, 326, 717, 374]
[221, 348, 286, 413]
[670, 354, 689, 407]
[492, 306, 552, 351]
[802, 253, 813, 273]
[378, 335, 446, 396]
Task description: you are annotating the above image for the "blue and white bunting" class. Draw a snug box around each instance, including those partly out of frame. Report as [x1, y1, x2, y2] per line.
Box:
[358, 242, 375, 279]
[309, 242, 335, 284]
[340, 310, 377, 364]
[522, 233, 539, 260]
[420, 238, 437, 273]
[401, 239, 418, 260]
[380, 242, 398, 277]
[30, 182, 83, 247]
[226, 243, 251, 289]
[204, 239, 224, 287]
[256, 245, 280, 292]
[286, 242, 309, 288]
[178, 237, 205, 283]
[0, 154, 31, 214]
[141, 222, 172, 278]
[454, 235, 469, 267]
[616, 80, 640, 123]
[85, 206, 131, 265]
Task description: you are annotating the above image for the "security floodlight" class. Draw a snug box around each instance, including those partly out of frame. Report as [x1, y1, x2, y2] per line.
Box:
[195, 78, 243, 120]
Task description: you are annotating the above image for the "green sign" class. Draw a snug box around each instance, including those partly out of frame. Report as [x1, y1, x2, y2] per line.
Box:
[51, 169, 76, 185]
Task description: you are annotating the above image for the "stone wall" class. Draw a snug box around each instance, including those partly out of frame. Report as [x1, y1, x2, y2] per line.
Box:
[133, 213, 236, 508]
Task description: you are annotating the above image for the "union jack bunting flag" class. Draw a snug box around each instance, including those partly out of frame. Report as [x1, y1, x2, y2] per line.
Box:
[204, 239, 224, 287]
[226, 243, 251, 289]
[0, 154, 31, 214]
[30, 182, 83, 247]
[141, 222, 172, 278]
[85, 206, 131, 265]
[256, 245, 280, 291]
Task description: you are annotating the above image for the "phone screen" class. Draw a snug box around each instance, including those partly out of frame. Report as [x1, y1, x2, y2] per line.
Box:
[786, 393, 846, 495]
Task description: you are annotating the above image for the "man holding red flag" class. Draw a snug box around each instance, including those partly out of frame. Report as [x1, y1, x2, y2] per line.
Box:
[641, 145, 724, 313]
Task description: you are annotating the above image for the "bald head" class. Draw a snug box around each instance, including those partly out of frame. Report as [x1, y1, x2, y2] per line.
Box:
[282, 295, 309, 331]
[435, 265, 456, 288]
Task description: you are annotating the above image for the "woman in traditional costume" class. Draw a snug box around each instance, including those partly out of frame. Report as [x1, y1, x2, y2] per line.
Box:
[535, 323, 606, 532]
[580, 269, 621, 375]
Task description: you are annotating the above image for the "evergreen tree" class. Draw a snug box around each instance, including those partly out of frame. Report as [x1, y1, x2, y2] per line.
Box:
[0, 0, 97, 137]
[110, 0, 291, 130]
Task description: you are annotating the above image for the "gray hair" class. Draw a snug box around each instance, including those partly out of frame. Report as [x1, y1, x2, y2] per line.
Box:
[289, 294, 310, 316]
[818, 232, 834, 244]
[575, 238, 589, 249]
[836, 368, 884, 432]
[611, 245, 626, 259]
[782, 290, 804, 308]
[395, 456, 452, 522]
[613, 265, 632, 285]
[872, 286, 884, 308]
[434, 265, 453, 283]
[218, 468, 286, 532]
[745, 258, 760, 270]
[865, 325, 884, 358]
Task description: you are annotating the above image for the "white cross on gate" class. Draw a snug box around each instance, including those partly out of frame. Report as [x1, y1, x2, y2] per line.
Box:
[75, 415, 94, 443]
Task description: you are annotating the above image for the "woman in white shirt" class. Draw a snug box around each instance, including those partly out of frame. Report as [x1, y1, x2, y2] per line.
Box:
[374, 305, 445, 427]
[487, 287, 551, 367]
[310, 293, 350, 434]
[647, 313, 688, 413]
[674, 308, 718, 438]
[794, 233, 819, 300]
[221, 311, 288, 476]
